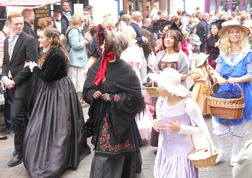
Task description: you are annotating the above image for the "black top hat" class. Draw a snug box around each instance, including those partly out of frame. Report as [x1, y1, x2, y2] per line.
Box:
[53, 6, 62, 13]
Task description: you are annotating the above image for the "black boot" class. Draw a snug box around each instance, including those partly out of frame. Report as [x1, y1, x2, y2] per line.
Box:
[7, 152, 22, 167]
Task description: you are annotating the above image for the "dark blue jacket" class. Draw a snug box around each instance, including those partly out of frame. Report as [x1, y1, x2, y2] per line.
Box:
[130, 22, 144, 46]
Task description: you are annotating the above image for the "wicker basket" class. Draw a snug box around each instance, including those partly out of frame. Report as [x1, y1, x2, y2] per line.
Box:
[188, 149, 218, 168]
[143, 83, 159, 97]
[188, 135, 218, 168]
[207, 83, 245, 119]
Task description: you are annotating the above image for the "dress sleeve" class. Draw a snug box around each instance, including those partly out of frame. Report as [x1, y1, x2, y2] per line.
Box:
[155, 97, 164, 120]
[109, 91, 144, 140]
[246, 52, 252, 79]
[215, 55, 222, 73]
[68, 28, 84, 50]
[178, 52, 189, 74]
[184, 98, 217, 150]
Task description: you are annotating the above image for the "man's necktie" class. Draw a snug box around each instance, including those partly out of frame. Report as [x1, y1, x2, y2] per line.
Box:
[9, 35, 16, 59]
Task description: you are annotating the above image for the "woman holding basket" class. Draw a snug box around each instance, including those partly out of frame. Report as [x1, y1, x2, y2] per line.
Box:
[212, 20, 252, 166]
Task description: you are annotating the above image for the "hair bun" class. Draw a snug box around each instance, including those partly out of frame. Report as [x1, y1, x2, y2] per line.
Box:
[95, 24, 107, 56]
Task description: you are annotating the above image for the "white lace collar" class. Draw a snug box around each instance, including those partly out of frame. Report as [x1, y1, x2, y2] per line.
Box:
[220, 50, 250, 66]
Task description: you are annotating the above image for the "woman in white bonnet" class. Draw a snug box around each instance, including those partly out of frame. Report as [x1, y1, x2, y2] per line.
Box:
[151, 68, 215, 178]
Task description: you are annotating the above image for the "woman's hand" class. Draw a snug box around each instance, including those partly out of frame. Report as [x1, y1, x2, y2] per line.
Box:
[227, 77, 239, 84]
[166, 120, 181, 132]
[29, 62, 37, 72]
[24, 61, 32, 68]
[217, 76, 227, 85]
[215, 40, 220, 47]
[25, 61, 37, 72]
[93, 90, 102, 99]
[101, 93, 111, 102]
[153, 119, 162, 132]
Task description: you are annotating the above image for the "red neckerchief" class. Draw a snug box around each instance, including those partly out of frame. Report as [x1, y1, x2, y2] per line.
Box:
[94, 51, 115, 86]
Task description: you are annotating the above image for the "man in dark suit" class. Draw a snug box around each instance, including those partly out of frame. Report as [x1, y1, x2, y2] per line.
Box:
[130, 11, 148, 46]
[2, 12, 38, 167]
[196, 13, 210, 52]
[130, 11, 148, 81]
[52, 7, 69, 35]
[21, 8, 37, 39]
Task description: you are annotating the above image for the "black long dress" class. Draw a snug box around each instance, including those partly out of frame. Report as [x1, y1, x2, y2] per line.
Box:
[83, 58, 145, 178]
[206, 35, 220, 69]
[23, 48, 89, 178]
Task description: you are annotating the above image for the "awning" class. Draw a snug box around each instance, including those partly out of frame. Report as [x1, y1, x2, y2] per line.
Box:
[0, 0, 60, 8]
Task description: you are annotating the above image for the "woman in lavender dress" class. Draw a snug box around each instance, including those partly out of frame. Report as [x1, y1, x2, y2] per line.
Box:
[150, 68, 216, 178]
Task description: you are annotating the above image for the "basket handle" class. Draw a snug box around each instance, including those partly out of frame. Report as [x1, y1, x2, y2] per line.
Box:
[205, 132, 215, 156]
[193, 128, 216, 156]
[210, 82, 244, 97]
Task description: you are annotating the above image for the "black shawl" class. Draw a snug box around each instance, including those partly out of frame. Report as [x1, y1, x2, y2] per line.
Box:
[83, 58, 145, 155]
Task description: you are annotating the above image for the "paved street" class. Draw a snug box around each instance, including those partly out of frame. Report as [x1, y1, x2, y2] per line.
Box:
[0, 106, 251, 178]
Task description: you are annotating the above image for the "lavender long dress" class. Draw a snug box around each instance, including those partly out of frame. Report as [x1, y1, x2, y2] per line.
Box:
[154, 99, 199, 178]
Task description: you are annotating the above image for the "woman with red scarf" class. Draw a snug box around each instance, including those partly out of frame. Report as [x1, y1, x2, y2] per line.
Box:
[83, 25, 145, 178]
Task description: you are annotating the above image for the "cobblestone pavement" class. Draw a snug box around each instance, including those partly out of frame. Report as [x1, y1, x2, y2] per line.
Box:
[0, 106, 251, 178]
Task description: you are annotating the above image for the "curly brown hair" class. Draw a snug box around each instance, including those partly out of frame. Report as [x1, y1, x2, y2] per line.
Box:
[38, 27, 68, 67]
[162, 29, 181, 52]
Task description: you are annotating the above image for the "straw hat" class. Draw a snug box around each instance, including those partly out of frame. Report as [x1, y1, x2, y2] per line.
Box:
[194, 53, 209, 67]
[149, 68, 191, 97]
[218, 20, 250, 38]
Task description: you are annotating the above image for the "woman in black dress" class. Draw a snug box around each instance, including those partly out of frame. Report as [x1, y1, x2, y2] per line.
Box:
[23, 27, 90, 178]
[206, 21, 222, 69]
[83, 25, 145, 178]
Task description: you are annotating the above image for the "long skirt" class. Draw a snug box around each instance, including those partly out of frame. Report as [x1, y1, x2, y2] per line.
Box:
[23, 77, 88, 178]
[90, 151, 141, 178]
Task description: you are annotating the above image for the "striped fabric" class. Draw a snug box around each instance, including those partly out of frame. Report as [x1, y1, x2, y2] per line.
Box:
[8, 35, 17, 58]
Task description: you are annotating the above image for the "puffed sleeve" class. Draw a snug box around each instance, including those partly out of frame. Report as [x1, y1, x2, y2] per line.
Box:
[246, 52, 252, 79]
[215, 55, 223, 74]
[178, 52, 189, 74]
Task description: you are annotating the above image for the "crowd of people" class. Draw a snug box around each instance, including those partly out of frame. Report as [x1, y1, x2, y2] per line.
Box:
[0, 0, 252, 178]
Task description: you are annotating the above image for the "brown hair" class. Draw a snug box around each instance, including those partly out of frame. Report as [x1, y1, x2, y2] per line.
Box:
[162, 30, 181, 52]
[38, 28, 67, 67]
[38, 17, 53, 29]
[21, 8, 33, 17]
[61, 0, 70, 6]
[170, 15, 180, 23]
[7, 12, 23, 22]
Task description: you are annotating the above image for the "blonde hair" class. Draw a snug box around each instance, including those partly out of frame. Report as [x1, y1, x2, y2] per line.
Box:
[38, 17, 53, 29]
[7, 12, 23, 22]
[70, 14, 85, 27]
[103, 14, 115, 29]
[219, 27, 250, 57]
[117, 21, 136, 46]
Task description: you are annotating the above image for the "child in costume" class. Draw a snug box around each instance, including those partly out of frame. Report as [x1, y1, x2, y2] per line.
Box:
[190, 53, 215, 116]
[151, 68, 216, 178]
